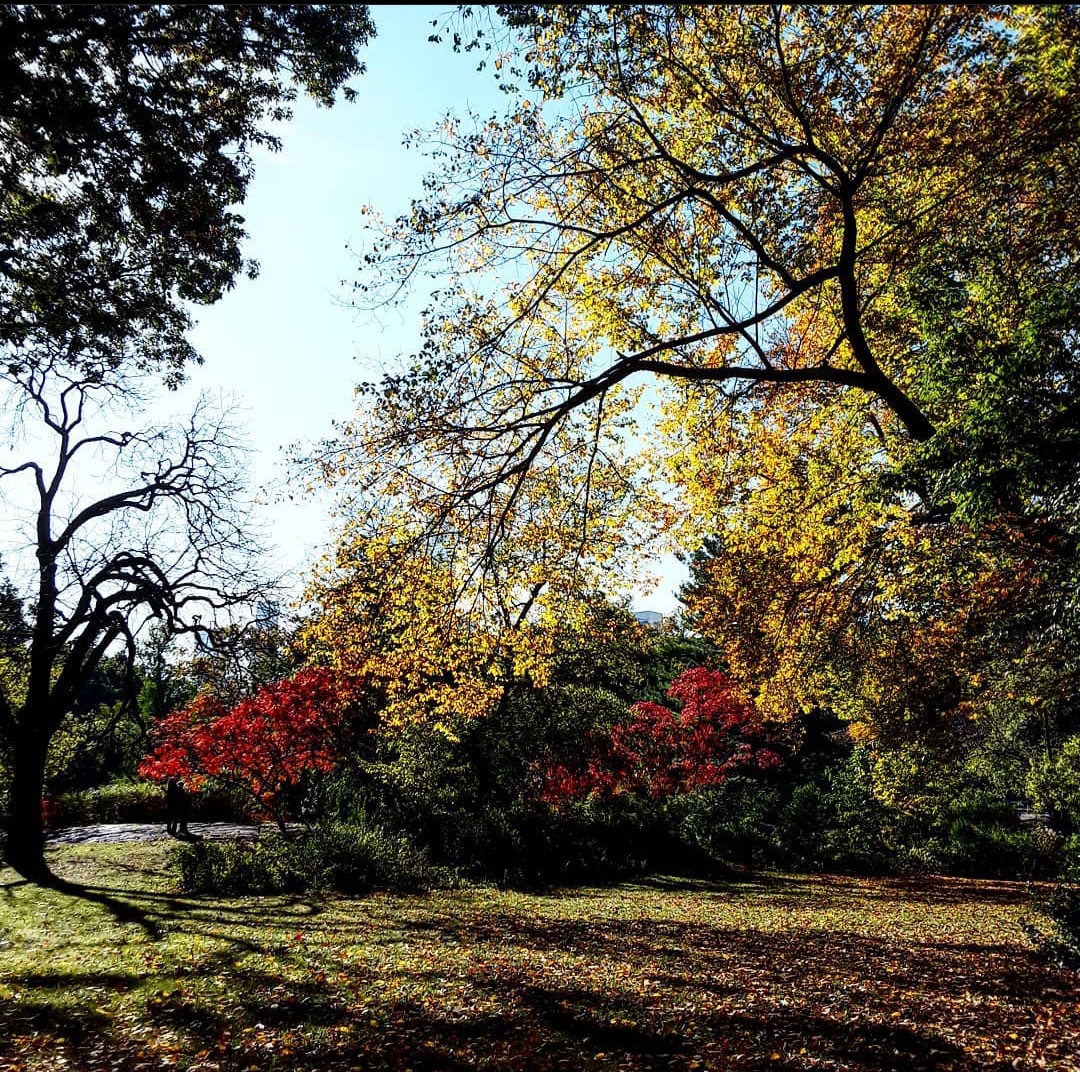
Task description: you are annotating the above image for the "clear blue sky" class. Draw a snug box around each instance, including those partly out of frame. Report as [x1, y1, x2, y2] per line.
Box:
[176, 4, 687, 614]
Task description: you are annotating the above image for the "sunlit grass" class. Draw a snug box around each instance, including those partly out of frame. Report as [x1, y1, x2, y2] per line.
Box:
[1, 844, 1076, 1070]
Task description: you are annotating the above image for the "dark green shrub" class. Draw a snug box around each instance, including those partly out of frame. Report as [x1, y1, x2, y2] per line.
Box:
[176, 821, 435, 895]
[1046, 885, 1080, 967]
[894, 795, 1035, 878]
[539, 794, 660, 884]
[1026, 883, 1080, 970]
[47, 778, 256, 826]
[178, 836, 303, 894]
[306, 821, 435, 892]
[663, 781, 783, 869]
[51, 780, 165, 824]
[776, 781, 833, 869]
[767, 751, 890, 874]
[817, 755, 892, 874]
[1059, 834, 1080, 882]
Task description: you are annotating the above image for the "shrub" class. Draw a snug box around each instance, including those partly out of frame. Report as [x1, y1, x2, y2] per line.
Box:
[50, 780, 165, 825]
[664, 780, 783, 869]
[177, 821, 435, 895]
[765, 752, 891, 874]
[307, 821, 435, 892]
[46, 778, 256, 826]
[539, 794, 660, 884]
[1059, 834, 1080, 882]
[1026, 883, 1080, 970]
[894, 796, 1036, 878]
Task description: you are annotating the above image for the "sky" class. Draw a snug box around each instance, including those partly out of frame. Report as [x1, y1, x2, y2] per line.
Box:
[166, 4, 688, 615]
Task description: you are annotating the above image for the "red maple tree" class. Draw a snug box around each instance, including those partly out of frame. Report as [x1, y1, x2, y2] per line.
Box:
[139, 667, 369, 829]
[541, 667, 780, 804]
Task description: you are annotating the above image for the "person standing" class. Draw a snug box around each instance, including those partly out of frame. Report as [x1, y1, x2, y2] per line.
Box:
[165, 777, 190, 836]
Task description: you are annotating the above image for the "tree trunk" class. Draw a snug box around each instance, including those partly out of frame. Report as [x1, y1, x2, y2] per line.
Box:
[4, 728, 51, 882]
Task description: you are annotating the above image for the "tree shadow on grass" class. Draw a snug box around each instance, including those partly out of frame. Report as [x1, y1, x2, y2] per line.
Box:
[0, 915, 1048, 1072]
[425, 910, 1071, 1005]
[37, 872, 165, 940]
[515, 986, 970, 1071]
[1, 856, 1069, 1072]
[620, 871, 1039, 909]
[0, 998, 112, 1045]
[299, 984, 974, 1072]
[0, 984, 979, 1072]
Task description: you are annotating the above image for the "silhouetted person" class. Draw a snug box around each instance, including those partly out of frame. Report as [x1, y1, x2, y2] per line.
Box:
[165, 777, 191, 837]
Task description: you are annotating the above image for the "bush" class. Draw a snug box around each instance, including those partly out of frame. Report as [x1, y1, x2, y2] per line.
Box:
[177, 821, 436, 895]
[1059, 834, 1080, 882]
[760, 751, 892, 874]
[894, 796, 1036, 878]
[48, 780, 165, 825]
[664, 780, 783, 869]
[1026, 883, 1080, 970]
[45, 779, 258, 826]
[538, 795, 661, 885]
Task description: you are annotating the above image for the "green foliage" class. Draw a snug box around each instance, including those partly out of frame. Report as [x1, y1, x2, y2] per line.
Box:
[1027, 884, 1080, 971]
[1059, 835, 1080, 883]
[0, 4, 374, 384]
[300, 603, 690, 887]
[895, 801, 1037, 879]
[47, 778, 253, 826]
[176, 821, 434, 895]
[540, 794, 661, 882]
[661, 780, 784, 869]
[1027, 734, 1080, 827]
[136, 623, 197, 728]
[773, 754, 891, 875]
[46, 702, 146, 793]
[49, 780, 164, 825]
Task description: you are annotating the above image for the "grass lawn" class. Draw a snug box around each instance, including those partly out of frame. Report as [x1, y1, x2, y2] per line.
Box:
[1, 843, 1077, 1071]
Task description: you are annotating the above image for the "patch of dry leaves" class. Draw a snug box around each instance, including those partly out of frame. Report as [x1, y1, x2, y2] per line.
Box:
[1, 860, 1076, 1072]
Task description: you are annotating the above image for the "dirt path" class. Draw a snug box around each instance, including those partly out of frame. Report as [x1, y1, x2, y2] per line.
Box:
[44, 822, 282, 845]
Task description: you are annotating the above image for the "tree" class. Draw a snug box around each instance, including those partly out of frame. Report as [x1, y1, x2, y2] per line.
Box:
[178, 601, 302, 708]
[44, 652, 147, 792]
[0, 569, 29, 798]
[0, 4, 376, 881]
[541, 666, 780, 805]
[333, 5, 1076, 585]
[135, 621, 195, 731]
[316, 596, 713, 883]
[0, 4, 374, 384]
[139, 667, 372, 832]
[667, 5, 1080, 785]
[0, 361, 266, 879]
[302, 403, 664, 730]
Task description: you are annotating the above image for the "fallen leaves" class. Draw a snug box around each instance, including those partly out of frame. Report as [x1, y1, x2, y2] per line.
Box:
[0, 856, 1077, 1071]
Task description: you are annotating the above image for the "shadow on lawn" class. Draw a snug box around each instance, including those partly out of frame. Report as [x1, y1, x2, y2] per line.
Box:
[37, 873, 167, 940]
[0, 977, 975, 1072]
[438, 910, 1063, 1004]
[1, 866, 1069, 1072]
[627, 871, 1035, 908]
[0, 998, 112, 1049]
[139, 981, 975, 1072]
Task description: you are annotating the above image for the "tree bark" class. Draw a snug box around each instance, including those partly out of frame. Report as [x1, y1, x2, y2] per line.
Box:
[3, 724, 51, 881]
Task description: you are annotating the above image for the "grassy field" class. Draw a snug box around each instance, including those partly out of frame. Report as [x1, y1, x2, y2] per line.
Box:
[1, 843, 1077, 1071]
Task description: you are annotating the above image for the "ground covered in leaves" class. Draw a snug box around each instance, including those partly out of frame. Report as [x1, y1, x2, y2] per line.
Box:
[0, 844, 1076, 1071]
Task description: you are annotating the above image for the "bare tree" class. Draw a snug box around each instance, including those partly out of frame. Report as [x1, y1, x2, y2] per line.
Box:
[0, 357, 269, 881]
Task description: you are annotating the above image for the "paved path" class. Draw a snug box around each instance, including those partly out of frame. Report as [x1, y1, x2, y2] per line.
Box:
[44, 822, 285, 845]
